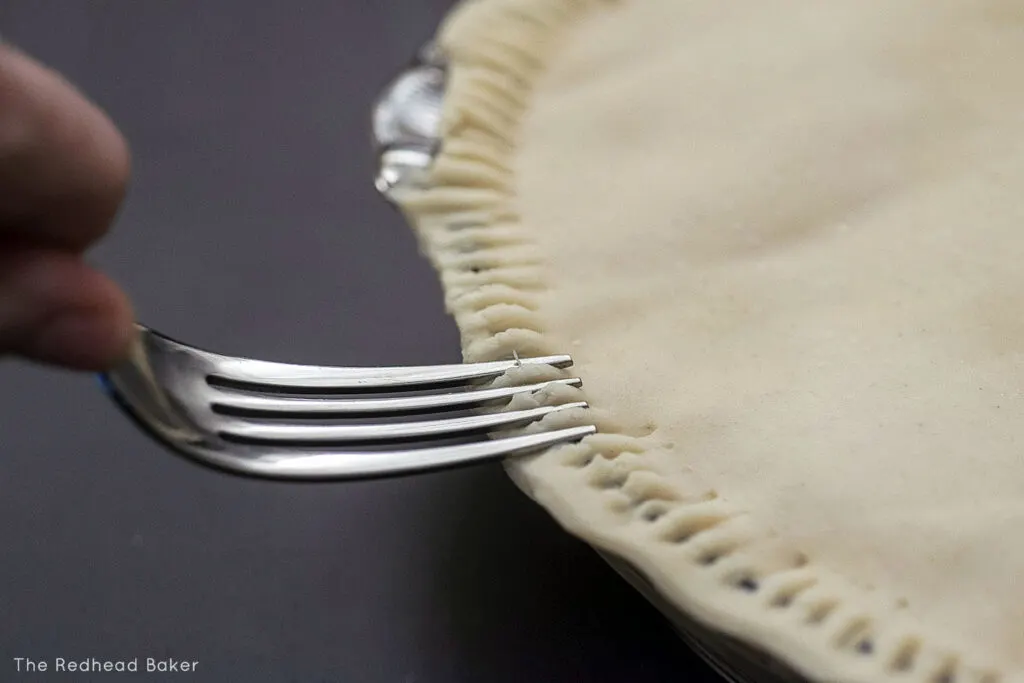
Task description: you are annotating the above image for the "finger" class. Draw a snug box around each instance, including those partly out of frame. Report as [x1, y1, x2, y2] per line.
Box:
[0, 43, 131, 251]
[0, 248, 134, 370]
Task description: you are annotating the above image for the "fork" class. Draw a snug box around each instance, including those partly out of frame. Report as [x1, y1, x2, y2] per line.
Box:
[99, 325, 596, 481]
[99, 48, 595, 479]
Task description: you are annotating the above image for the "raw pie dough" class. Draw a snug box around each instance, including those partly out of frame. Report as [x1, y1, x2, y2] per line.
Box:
[398, 0, 1024, 681]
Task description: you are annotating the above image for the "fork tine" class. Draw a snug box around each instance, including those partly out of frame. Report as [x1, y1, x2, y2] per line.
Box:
[218, 402, 587, 444]
[145, 325, 573, 390]
[210, 378, 582, 415]
[208, 355, 574, 391]
[223, 425, 598, 480]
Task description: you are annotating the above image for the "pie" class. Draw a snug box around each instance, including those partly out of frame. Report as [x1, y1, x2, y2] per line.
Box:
[395, 0, 1024, 680]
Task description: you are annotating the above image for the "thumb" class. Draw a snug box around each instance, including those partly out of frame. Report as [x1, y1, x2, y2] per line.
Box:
[0, 249, 134, 370]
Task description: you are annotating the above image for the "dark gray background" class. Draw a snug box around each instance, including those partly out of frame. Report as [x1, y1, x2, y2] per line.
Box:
[0, 2, 717, 681]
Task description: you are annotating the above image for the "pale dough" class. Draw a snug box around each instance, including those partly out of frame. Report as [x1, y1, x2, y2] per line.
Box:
[403, 0, 1024, 680]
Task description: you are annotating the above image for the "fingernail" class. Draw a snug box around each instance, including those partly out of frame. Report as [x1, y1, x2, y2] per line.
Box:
[27, 310, 129, 370]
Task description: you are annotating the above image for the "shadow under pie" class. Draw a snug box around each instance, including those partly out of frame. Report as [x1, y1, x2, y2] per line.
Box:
[428, 462, 719, 682]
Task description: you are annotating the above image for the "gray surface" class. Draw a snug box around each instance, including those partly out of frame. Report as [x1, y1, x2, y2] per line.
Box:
[0, 2, 717, 681]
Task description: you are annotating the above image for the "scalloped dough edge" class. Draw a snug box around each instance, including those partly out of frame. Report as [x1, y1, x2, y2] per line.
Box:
[393, 0, 1018, 681]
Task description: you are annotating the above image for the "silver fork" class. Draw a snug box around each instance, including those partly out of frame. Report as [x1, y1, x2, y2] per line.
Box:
[99, 49, 597, 479]
[100, 325, 595, 481]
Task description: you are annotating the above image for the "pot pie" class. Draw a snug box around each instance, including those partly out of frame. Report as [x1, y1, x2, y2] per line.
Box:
[396, 0, 1024, 680]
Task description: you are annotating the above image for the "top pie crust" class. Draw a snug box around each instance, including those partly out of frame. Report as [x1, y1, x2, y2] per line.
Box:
[396, 0, 1024, 681]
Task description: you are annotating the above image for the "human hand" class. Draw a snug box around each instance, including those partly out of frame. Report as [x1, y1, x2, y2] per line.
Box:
[0, 43, 134, 370]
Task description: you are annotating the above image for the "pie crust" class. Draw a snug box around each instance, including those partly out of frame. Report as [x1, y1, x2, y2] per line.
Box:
[395, 1, 1024, 680]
